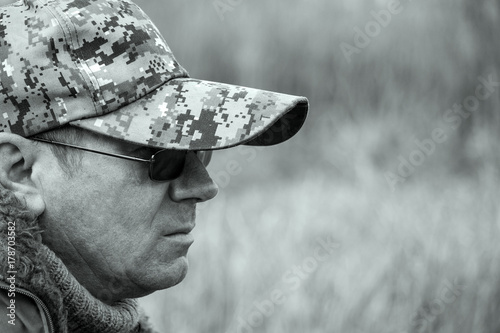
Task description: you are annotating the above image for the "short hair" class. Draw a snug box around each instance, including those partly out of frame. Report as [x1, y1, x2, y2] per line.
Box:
[36, 126, 86, 176]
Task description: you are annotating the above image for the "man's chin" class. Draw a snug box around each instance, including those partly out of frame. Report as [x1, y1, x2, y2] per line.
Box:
[164, 258, 190, 288]
[135, 257, 190, 294]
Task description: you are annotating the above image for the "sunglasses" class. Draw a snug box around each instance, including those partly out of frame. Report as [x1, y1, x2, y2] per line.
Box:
[31, 137, 212, 182]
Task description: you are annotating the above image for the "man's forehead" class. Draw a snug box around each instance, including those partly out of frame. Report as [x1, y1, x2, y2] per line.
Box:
[72, 127, 154, 153]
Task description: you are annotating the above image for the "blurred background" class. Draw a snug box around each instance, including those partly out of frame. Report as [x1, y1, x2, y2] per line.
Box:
[135, 0, 500, 332]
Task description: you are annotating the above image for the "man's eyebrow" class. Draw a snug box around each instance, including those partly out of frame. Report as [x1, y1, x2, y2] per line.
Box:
[125, 145, 160, 158]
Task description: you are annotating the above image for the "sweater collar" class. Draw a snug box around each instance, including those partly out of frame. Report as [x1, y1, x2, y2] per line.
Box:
[39, 245, 141, 333]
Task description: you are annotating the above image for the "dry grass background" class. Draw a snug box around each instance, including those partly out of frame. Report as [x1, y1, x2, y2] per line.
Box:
[134, 0, 500, 332]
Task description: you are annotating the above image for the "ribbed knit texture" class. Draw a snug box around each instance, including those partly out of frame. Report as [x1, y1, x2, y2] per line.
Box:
[41, 245, 147, 333]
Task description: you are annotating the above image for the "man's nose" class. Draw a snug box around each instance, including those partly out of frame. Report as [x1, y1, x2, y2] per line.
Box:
[168, 151, 218, 202]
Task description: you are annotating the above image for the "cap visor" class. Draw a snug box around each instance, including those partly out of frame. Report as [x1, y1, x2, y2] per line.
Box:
[70, 78, 308, 150]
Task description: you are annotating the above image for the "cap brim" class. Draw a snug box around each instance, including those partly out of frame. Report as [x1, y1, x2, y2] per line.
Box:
[70, 78, 308, 150]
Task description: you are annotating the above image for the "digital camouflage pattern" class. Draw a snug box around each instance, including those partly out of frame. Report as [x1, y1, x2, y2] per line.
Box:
[0, 0, 308, 150]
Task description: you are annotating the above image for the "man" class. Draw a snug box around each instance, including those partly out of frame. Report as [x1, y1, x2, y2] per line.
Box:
[0, 0, 308, 332]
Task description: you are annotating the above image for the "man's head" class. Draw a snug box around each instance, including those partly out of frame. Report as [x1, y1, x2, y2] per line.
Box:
[0, 126, 218, 302]
[0, 0, 308, 303]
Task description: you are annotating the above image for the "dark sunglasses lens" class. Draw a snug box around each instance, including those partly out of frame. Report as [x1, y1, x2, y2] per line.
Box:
[196, 151, 212, 166]
[150, 150, 187, 181]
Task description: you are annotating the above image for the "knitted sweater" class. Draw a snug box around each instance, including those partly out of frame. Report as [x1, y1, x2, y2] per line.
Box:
[0, 189, 158, 333]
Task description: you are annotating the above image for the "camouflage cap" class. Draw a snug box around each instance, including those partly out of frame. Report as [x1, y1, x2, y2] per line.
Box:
[0, 0, 308, 150]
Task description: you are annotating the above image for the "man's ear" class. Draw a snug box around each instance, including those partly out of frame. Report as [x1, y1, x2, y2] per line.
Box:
[0, 133, 45, 216]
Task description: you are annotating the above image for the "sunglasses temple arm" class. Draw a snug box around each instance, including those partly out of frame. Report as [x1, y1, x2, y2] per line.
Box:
[31, 137, 151, 163]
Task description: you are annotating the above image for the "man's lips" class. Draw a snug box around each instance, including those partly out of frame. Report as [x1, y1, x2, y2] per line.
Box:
[164, 224, 195, 236]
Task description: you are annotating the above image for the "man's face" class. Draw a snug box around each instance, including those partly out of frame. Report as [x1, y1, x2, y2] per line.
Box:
[35, 133, 218, 303]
